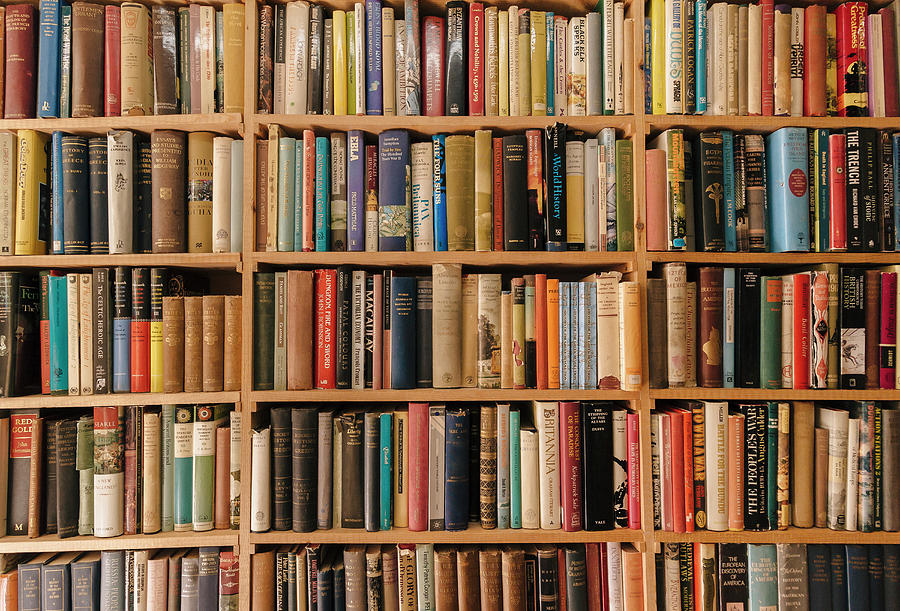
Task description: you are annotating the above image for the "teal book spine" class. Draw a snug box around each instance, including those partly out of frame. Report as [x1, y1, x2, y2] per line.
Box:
[160, 404, 175, 532]
[293, 139, 303, 251]
[510, 409, 522, 528]
[545, 13, 554, 116]
[49, 274, 68, 393]
[723, 130, 736, 251]
[380, 412, 392, 530]
[59, 4, 71, 118]
[276, 137, 296, 252]
[765, 127, 811, 252]
[192, 404, 227, 531]
[173, 405, 194, 531]
[748, 544, 778, 608]
[315, 136, 331, 251]
[766, 403, 778, 529]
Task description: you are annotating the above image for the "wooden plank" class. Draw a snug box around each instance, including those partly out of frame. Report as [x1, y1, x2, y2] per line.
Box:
[250, 527, 644, 545]
[651, 388, 900, 401]
[648, 114, 900, 132]
[0, 113, 244, 136]
[0, 391, 241, 409]
[252, 389, 641, 406]
[648, 251, 900, 265]
[0, 530, 239, 553]
[653, 528, 900, 545]
[0, 253, 241, 270]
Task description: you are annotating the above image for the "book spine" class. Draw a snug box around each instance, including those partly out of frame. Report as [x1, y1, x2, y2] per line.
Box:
[836, 2, 869, 116]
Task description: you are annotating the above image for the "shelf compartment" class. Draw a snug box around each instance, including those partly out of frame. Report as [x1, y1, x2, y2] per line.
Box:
[0, 529, 239, 553]
[252, 389, 639, 407]
[0, 391, 241, 409]
[0, 253, 241, 271]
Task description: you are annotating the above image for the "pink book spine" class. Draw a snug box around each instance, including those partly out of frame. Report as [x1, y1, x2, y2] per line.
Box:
[407, 402, 429, 531]
[626, 411, 641, 530]
[681, 411, 694, 533]
[881, 8, 900, 116]
[660, 412, 674, 532]
[422, 16, 445, 116]
[645, 149, 668, 251]
[373, 274, 383, 390]
[828, 134, 848, 251]
[880, 272, 897, 389]
[104, 6, 121, 116]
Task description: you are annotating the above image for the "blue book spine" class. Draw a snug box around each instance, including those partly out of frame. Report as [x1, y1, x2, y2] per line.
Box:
[830, 544, 849, 611]
[444, 408, 469, 531]
[695, 0, 707, 113]
[379, 412, 392, 530]
[314, 136, 331, 252]
[884, 545, 899, 604]
[644, 18, 652, 114]
[41, 563, 71, 611]
[559, 282, 569, 389]
[846, 545, 871, 611]
[432, 135, 447, 251]
[37, 0, 61, 118]
[365, 0, 383, 115]
[723, 267, 735, 387]
[347, 130, 366, 250]
[293, 140, 303, 251]
[892, 135, 900, 251]
[869, 543, 884, 611]
[378, 130, 411, 251]
[584, 281, 597, 389]
[112, 268, 130, 393]
[51, 131, 64, 254]
[59, 4, 71, 118]
[576, 282, 586, 389]
[807, 545, 833, 611]
[17, 563, 43, 611]
[71, 559, 100, 609]
[546, 13, 554, 116]
[766, 127, 811, 252]
[277, 137, 296, 252]
[723, 130, 736, 251]
[48, 275, 67, 393]
[509, 410, 521, 528]
[389, 276, 416, 389]
[816, 129, 831, 252]
[748, 544, 778, 610]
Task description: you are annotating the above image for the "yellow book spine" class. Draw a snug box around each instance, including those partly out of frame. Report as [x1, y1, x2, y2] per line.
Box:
[619, 280, 643, 390]
[187, 132, 214, 253]
[651, 0, 666, 114]
[332, 10, 348, 115]
[474, 130, 493, 251]
[508, 7, 519, 116]
[266, 125, 280, 252]
[516, 10, 531, 116]
[393, 410, 409, 527]
[14, 130, 49, 255]
[499, 10, 509, 116]
[530, 11, 547, 115]
[346, 11, 355, 117]
[382, 8, 396, 116]
[222, 4, 245, 113]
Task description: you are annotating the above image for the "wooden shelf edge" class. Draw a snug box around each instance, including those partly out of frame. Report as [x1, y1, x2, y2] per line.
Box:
[650, 388, 900, 401]
[0, 253, 242, 271]
[646, 114, 900, 131]
[0, 390, 242, 409]
[653, 528, 898, 544]
[0, 113, 244, 135]
[0, 530, 239, 552]
[250, 527, 643, 545]
[252, 250, 636, 269]
[251, 389, 640, 405]
[647, 251, 900, 265]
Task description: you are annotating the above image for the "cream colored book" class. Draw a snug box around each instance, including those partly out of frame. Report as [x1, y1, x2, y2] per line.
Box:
[567, 17, 587, 115]
[333, 417, 342, 526]
[133, 549, 148, 611]
[704, 401, 729, 531]
[614, 3, 625, 114]
[382, 8, 396, 116]
[664, 262, 687, 387]
[432, 264, 461, 388]
[249, 426, 271, 532]
[142, 410, 161, 533]
[602, 0, 615, 114]
[529, 11, 547, 115]
[485, 7, 500, 116]
[393, 410, 409, 527]
[354, 3, 366, 115]
[500, 291, 513, 388]
[199, 5, 216, 114]
[461, 274, 478, 387]
[619, 281, 642, 390]
[499, 9, 509, 116]
[79, 274, 93, 395]
[623, 18, 634, 114]
[725, 4, 739, 115]
[120, 3, 153, 115]
[533, 401, 560, 529]
[212, 136, 233, 253]
[0, 132, 15, 256]
[565, 139, 585, 246]
[738, 5, 749, 115]
[67, 274, 80, 395]
[748, 3, 762, 115]
[107, 130, 134, 254]
[790, 8, 806, 117]
[773, 7, 791, 116]
[285, 1, 310, 115]
[517, 8, 531, 116]
[410, 142, 434, 251]
[554, 16, 567, 116]
[474, 130, 493, 251]
[519, 426, 540, 529]
[588, 271, 622, 389]
[781, 275, 794, 389]
[508, 6, 519, 116]
[477, 274, 502, 389]
[266, 125, 281, 251]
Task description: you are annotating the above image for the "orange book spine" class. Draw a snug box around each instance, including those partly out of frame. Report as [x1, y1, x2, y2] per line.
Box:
[728, 413, 745, 530]
[804, 5, 827, 116]
[0, 571, 17, 609]
[535, 274, 548, 389]
[214, 426, 230, 530]
[682, 411, 695, 532]
[546, 278, 560, 389]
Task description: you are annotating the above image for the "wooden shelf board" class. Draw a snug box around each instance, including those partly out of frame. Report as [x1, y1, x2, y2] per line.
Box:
[0, 113, 244, 135]
[252, 389, 639, 406]
[0, 530, 239, 553]
[0, 390, 241, 409]
[647, 114, 900, 132]
[0, 253, 241, 271]
[276, 0, 604, 16]
[647, 251, 900, 265]
[650, 388, 899, 401]
[653, 528, 898, 544]
[250, 527, 642, 546]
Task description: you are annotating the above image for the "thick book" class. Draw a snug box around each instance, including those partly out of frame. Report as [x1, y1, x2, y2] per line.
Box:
[501, 135, 528, 250]
[150, 131, 186, 253]
[378, 130, 411, 251]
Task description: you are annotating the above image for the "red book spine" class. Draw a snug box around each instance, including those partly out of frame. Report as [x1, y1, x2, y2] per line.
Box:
[302, 131, 316, 252]
[681, 411, 694, 533]
[881, 272, 897, 388]
[559, 401, 583, 531]
[627, 411, 642, 530]
[218, 551, 240, 597]
[881, 8, 900, 117]
[123, 406, 138, 534]
[491, 137, 504, 251]
[585, 544, 602, 608]
[792, 273, 811, 390]
[828, 134, 848, 250]
[599, 543, 609, 611]
[760, 0, 775, 115]
[557, 548, 568, 611]
[535, 273, 548, 389]
[668, 412, 686, 533]
[407, 401, 429, 531]
[215, 427, 230, 529]
[314, 268, 336, 389]
[661, 412, 674, 532]
[130, 272, 150, 393]
[835, 2, 868, 117]
[468, 3, 484, 116]
[422, 16, 445, 116]
[693, 542, 703, 604]
[803, 5, 827, 117]
[104, 5, 121, 116]
[3, 4, 36, 119]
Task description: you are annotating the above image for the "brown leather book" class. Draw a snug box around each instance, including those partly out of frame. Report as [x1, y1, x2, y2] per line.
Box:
[255, 139, 268, 251]
[434, 546, 458, 611]
[151, 6, 178, 115]
[183, 296, 203, 392]
[201, 295, 224, 391]
[500, 547, 526, 610]
[479, 547, 502, 611]
[4, 4, 36, 119]
[70, 2, 105, 117]
[344, 544, 367, 610]
[556, 549, 567, 611]
[479, 405, 498, 528]
[287, 270, 314, 390]
[791, 401, 815, 528]
[697, 266, 724, 387]
[865, 269, 880, 389]
[251, 551, 275, 609]
[814, 427, 829, 528]
[382, 546, 400, 611]
[150, 130, 186, 253]
[162, 296, 185, 392]
[223, 295, 242, 391]
[27, 417, 43, 537]
[621, 544, 645, 611]
[214, 426, 230, 530]
[456, 546, 480, 611]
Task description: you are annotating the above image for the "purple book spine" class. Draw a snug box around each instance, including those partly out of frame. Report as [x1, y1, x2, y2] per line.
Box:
[347, 130, 366, 251]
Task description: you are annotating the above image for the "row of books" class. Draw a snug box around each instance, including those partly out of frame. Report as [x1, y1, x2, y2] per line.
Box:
[647, 127, 900, 253]
[0, 547, 238, 611]
[657, 543, 899, 611]
[257, 0, 636, 117]
[254, 542, 644, 611]
[248, 401, 640, 535]
[258, 125, 635, 254]
[4, 130, 244, 257]
[646, 0, 900, 117]
[1, 1, 244, 119]
[649, 264, 900, 391]
[3, 405, 240, 540]
[0, 268, 242, 398]
[252, 266, 642, 392]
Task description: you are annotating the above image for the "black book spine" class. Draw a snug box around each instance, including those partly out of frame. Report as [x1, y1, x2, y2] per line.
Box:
[735, 267, 761, 387]
[61, 135, 89, 254]
[0, 272, 20, 397]
[306, 6, 323, 114]
[364, 275, 374, 388]
[694, 131, 725, 251]
[840, 267, 866, 389]
[336, 266, 352, 389]
[382, 270, 391, 381]
[363, 411, 380, 532]
[341, 411, 365, 528]
[270, 406, 292, 531]
[88, 137, 109, 254]
[43, 419, 57, 534]
[741, 403, 766, 530]
[544, 123, 567, 249]
[717, 543, 749, 606]
[415, 277, 432, 388]
[253, 272, 275, 391]
[55, 419, 78, 538]
[536, 547, 559, 611]
[733, 135, 749, 252]
[884, 544, 900, 606]
[830, 544, 849, 610]
[564, 546, 588, 610]
[134, 136, 153, 254]
[291, 407, 318, 533]
[581, 402, 614, 530]
[92, 268, 110, 394]
[444, 1, 467, 116]
[502, 135, 528, 251]
[71, 560, 99, 608]
[524, 552, 538, 611]
[14, 278, 39, 397]
[527, 134, 545, 251]
[198, 547, 219, 608]
[880, 130, 895, 251]
[870, 543, 885, 611]
[679, 543, 695, 610]
[807, 544, 833, 610]
[845, 127, 879, 251]
[467, 405, 480, 522]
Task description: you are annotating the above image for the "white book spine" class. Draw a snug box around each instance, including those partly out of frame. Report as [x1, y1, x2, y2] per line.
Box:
[773, 8, 791, 116]
[212, 136, 233, 253]
[845, 418, 860, 531]
[602, 1, 615, 114]
[404, 0, 420, 116]
[0, 133, 14, 255]
[133, 549, 148, 611]
[284, 3, 304, 114]
[519, 428, 540, 529]
[250, 427, 271, 532]
[790, 8, 804, 117]
[664, 0, 684, 113]
[712, 5, 727, 115]
[704, 401, 729, 531]
[355, 3, 366, 115]
[567, 17, 586, 116]
[79, 274, 93, 395]
[67, 274, 80, 395]
[535, 401, 561, 529]
[817, 408, 849, 530]
[351, 270, 366, 389]
[585, 12, 603, 116]
[415, 543, 435, 610]
[781, 276, 794, 388]
[395, 20, 407, 116]
[428, 406, 445, 530]
[664, 263, 687, 386]
[107, 130, 134, 254]
[499, 10, 509, 116]
[229, 411, 242, 526]
[201, 7, 216, 113]
[508, 7, 520, 117]
[738, 5, 749, 115]
[614, 3, 625, 115]
[496, 402, 511, 528]
[583, 139, 599, 251]
[141, 412, 160, 533]
[410, 142, 434, 251]
[554, 17, 567, 116]
[381, 9, 396, 116]
[230, 140, 243, 253]
[596, 272, 621, 385]
[747, 4, 762, 114]
[605, 542, 624, 611]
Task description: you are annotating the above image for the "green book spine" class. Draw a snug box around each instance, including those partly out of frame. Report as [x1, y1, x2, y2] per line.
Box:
[759, 276, 783, 389]
[509, 409, 522, 529]
[76, 415, 94, 536]
[173, 405, 194, 531]
[160, 404, 175, 532]
[178, 8, 191, 113]
[379, 412, 392, 530]
[253, 273, 276, 390]
[277, 138, 297, 252]
[192, 404, 228, 531]
[615, 139, 634, 251]
[766, 402, 778, 529]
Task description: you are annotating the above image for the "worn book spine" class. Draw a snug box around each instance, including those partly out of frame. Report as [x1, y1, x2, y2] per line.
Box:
[186, 131, 214, 252]
[183, 296, 203, 392]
